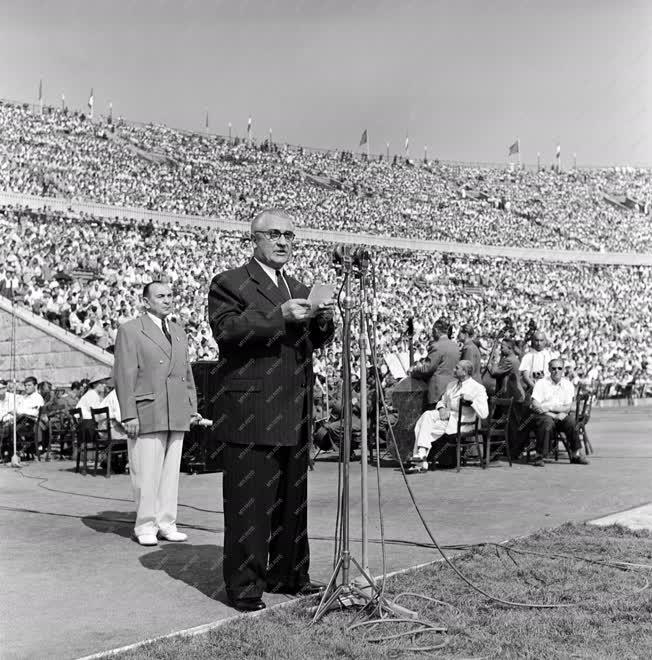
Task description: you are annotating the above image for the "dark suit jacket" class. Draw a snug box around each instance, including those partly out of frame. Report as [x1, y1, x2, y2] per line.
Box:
[208, 258, 335, 446]
[461, 339, 482, 383]
[411, 336, 460, 405]
[488, 354, 525, 403]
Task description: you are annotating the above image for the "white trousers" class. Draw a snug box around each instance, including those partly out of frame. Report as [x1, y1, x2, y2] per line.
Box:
[127, 431, 184, 537]
[412, 410, 448, 457]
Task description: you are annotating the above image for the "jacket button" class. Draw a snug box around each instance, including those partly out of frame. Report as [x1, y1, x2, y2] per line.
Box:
[182, 377, 186, 381]
[159, 360, 163, 364]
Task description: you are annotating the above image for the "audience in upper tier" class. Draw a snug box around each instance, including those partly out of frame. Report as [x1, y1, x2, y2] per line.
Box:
[1, 101, 651, 252]
[1, 206, 650, 398]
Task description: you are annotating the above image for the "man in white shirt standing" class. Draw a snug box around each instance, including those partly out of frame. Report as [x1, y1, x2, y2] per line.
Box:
[408, 360, 489, 473]
[519, 332, 557, 392]
[529, 358, 589, 467]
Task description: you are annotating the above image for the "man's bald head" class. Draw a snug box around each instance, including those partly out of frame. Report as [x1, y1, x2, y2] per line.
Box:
[532, 332, 546, 351]
[250, 208, 296, 270]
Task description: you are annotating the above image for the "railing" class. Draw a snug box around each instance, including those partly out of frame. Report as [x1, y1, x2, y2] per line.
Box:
[3, 190, 652, 266]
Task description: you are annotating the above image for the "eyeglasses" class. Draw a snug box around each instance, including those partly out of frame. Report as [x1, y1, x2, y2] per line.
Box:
[550, 367, 564, 371]
[253, 230, 296, 242]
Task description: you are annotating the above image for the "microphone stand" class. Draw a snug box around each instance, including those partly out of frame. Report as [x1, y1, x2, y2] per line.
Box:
[9, 281, 21, 468]
[311, 247, 415, 624]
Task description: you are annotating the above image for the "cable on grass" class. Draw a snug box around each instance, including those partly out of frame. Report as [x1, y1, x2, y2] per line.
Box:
[365, 323, 651, 610]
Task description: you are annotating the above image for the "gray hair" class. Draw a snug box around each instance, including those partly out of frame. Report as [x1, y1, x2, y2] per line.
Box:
[457, 359, 474, 376]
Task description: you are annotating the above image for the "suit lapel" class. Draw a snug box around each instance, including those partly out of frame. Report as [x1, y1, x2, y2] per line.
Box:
[140, 315, 172, 358]
[167, 320, 184, 375]
[246, 258, 286, 307]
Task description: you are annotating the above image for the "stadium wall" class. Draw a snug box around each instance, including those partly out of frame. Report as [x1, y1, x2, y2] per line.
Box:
[0, 296, 113, 386]
[2, 190, 652, 266]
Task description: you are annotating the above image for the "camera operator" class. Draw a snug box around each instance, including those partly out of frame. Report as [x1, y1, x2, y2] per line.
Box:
[519, 331, 558, 392]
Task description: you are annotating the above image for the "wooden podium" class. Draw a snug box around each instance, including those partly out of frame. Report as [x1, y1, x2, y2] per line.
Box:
[386, 376, 428, 464]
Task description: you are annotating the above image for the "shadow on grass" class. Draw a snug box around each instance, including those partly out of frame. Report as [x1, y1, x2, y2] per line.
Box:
[139, 543, 227, 603]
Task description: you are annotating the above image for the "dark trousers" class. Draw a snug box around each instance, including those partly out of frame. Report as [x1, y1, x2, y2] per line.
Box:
[531, 413, 579, 455]
[222, 441, 310, 601]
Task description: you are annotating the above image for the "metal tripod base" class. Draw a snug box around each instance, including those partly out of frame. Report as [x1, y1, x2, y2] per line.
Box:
[310, 553, 417, 623]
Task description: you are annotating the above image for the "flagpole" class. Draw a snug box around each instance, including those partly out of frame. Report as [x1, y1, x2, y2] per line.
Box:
[424, 145, 427, 164]
[573, 152, 577, 170]
[537, 152, 541, 172]
[386, 142, 389, 163]
[228, 122, 232, 141]
[517, 137, 521, 168]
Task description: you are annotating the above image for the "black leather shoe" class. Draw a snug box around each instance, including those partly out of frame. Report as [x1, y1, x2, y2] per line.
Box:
[570, 455, 590, 465]
[229, 598, 266, 612]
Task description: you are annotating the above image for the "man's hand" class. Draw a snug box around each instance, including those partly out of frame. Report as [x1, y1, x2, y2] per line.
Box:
[530, 400, 545, 414]
[123, 418, 139, 439]
[281, 299, 313, 322]
[314, 300, 336, 326]
[438, 407, 450, 421]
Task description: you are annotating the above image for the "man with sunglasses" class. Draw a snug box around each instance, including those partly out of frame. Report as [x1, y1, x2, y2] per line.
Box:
[529, 359, 589, 467]
[208, 208, 335, 613]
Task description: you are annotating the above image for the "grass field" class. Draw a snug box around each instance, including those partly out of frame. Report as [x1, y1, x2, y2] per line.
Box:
[113, 523, 652, 659]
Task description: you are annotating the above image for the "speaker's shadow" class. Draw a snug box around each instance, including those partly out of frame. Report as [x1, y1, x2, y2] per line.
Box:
[81, 510, 227, 602]
[139, 543, 227, 602]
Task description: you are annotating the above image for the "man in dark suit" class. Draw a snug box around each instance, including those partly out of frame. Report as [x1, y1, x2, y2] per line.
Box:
[457, 323, 482, 383]
[409, 317, 460, 409]
[208, 209, 335, 613]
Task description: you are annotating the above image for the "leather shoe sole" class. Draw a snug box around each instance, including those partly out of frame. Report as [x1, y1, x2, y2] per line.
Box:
[229, 598, 266, 612]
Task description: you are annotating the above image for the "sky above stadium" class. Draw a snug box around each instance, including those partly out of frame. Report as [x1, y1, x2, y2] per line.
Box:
[1, 0, 650, 167]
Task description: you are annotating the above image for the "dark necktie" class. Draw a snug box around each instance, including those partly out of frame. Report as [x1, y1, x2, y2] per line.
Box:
[162, 319, 172, 344]
[276, 270, 291, 302]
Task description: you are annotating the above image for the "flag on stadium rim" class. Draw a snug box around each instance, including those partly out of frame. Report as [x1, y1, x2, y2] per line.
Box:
[508, 139, 519, 156]
[555, 143, 561, 159]
[359, 129, 368, 147]
[88, 88, 94, 110]
[38, 79, 43, 111]
[404, 133, 409, 156]
[247, 116, 252, 139]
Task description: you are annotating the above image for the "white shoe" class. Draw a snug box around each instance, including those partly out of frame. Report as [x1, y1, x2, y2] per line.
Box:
[137, 534, 158, 546]
[158, 529, 188, 542]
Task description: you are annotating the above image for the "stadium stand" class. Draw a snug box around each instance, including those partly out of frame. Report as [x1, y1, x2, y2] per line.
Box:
[1, 100, 651, 253]
[1, 205, 650, 398]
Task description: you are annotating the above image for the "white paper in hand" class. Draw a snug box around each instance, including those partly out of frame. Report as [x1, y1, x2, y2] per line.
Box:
[308, 284, 336, 312]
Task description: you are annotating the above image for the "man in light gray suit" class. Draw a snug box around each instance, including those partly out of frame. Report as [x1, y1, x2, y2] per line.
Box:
[113, 281, 198, 546]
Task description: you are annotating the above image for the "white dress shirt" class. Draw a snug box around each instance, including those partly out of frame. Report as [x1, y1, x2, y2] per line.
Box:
[532, 376, 575, 415]
[0, 393, 17, 422]
[519, 349, 558, 377]
[254, 257, 290, 292]
[17, 391, 45, 418]
[77, 389, 103, 420]
[146, 311, 170, 337]
[436, 377, 489, 434]
[99, 389, 128, 440]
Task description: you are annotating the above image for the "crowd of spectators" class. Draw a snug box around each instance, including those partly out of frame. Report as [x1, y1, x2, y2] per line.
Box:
[1, 101, 651, 252]
[1, 206, 650, 397]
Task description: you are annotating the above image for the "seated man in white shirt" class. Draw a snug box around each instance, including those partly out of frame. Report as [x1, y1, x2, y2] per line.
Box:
[528, 358, 589, 467]
[0, 379, 17, 450]
[408, 360, 489, 473]
[16, 377, 45, 419]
